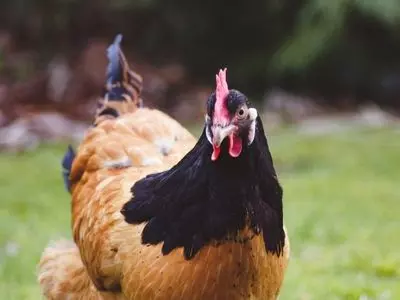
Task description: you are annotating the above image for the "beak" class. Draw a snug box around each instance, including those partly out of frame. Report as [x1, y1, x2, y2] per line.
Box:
[212, 124, 237, 147]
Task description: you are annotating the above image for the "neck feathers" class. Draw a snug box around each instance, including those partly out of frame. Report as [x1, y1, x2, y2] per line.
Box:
[122, 117, 285, 259]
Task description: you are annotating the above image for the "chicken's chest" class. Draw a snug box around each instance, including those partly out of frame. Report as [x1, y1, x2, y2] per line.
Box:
[123, 233, 285, 300]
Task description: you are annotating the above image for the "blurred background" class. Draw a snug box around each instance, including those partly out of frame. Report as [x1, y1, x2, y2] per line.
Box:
[0, 1, 399, 299]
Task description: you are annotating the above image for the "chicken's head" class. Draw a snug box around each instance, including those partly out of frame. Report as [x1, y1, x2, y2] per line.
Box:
[205, 68, 258, 161]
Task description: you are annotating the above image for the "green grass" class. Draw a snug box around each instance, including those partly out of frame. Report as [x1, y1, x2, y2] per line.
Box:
[0, 126, 399, 299]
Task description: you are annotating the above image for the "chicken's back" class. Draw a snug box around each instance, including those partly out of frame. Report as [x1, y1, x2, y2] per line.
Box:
[70, 109, 196, 293]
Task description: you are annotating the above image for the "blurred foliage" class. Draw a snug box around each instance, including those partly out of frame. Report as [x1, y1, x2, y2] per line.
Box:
[1, 0, 400, 106]
[272, 0, 400, 72]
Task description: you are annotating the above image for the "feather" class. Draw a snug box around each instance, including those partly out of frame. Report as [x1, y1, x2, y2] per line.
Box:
[61, 144, 75, 193]
[93, 34, 144, 124]
[106, 34, 124, 87]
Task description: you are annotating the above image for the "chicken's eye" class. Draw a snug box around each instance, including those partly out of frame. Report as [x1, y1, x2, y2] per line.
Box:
[236, 106, 248, 119]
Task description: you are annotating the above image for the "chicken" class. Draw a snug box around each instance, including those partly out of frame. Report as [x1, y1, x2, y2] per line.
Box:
[38, 35, 289, 300]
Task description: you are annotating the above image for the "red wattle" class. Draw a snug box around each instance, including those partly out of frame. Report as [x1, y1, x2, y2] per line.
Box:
[229, 134, 242, 158]
[211, 145, 221, 161]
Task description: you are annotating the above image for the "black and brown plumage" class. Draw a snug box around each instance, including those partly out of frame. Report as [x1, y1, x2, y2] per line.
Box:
[94, 34, 144, 126]
[38, 35, 289, 300]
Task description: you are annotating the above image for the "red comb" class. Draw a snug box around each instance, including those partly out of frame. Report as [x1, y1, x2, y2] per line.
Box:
[216, 68, 228, 102]
[214, 68, 229, 123]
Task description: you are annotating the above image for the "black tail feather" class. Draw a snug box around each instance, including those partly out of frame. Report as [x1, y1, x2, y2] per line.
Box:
[93, 34, 143, 125]
[104, 34, 143, 101]
[106, 34, 124, 88]
[62, 145, 76, 193]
